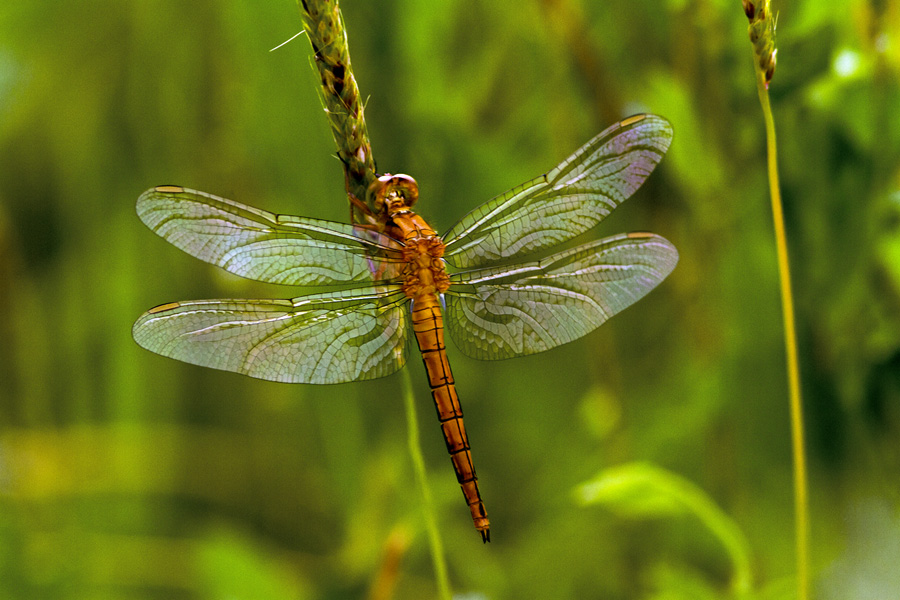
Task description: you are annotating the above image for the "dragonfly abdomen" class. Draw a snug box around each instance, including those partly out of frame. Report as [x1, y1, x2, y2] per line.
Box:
[411, 294, 490, 543]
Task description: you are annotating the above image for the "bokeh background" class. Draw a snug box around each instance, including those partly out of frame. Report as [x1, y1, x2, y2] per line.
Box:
[2, 0, 900, 598]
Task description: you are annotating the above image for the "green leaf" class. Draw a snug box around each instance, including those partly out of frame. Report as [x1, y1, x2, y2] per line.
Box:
[575, 462, 753, 595]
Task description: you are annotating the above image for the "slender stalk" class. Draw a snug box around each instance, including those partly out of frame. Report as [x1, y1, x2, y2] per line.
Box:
[743, 3, 810, 597]
[756, 79, 809, 600]
[298, 0, 377, 220]
[401, 368, 453, 600]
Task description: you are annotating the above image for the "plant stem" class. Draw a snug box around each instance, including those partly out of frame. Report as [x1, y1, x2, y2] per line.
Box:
[401, 368, 453, 600]
[298, 0, 377, 220]
[755, 74, 810, 600]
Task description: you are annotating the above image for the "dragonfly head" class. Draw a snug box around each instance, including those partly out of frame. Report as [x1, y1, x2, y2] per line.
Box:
[371, 173, 419, 216]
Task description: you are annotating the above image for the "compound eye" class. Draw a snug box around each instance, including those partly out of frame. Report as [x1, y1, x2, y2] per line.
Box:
[376, 173, 396, 187]
[369, 174, 392, 212]
[372, 173, 419, 212]
[391, 174, 419, 207]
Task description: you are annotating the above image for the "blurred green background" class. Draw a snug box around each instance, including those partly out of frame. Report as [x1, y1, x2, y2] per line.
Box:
[2, 0, 900, 598]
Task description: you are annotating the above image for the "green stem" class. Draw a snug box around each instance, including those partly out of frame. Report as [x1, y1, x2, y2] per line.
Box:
[401, 368, 452, 600]
[692, 496, 753, 595]
[298, 0, 377, 220]
[755, 74, 810, 600]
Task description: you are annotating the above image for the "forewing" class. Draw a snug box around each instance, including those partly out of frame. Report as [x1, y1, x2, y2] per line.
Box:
[445, 233, 677, 359]
[132, 286, 410, 383]
[442, 115, 673, 269]
[137, 186, 405, 285]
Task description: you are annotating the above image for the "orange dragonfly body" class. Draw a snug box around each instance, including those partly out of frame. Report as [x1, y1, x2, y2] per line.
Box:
[133, 114, 678, 542]
[370, 174, 490, 539]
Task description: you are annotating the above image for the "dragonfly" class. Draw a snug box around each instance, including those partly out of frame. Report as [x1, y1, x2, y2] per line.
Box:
[132, 113, 678, 543]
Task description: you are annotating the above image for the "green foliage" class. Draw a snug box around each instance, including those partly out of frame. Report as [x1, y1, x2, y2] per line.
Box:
[576, 462, 752, 596]
[2, 0, 900, 598]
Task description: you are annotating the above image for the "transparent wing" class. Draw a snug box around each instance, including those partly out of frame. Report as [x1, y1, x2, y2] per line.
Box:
[442, 114, 673, 269]
[132, 286, 410, 383]
[137, 186, 406, 285]
[445, 233, 677, 359]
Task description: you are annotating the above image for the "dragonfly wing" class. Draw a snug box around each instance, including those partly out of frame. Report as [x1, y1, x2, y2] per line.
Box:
[445, 233, 677, 359]
[442, 114, 673, 269]
[133, 286, 410, 383]
[137, 186, 405, 285]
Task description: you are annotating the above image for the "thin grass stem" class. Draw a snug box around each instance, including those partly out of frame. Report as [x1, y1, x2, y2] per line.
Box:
[742, 3, 810, 596]
[755, 78, 810, 600]
[742, 5, 811, 593]
[401, 368, 453, 600]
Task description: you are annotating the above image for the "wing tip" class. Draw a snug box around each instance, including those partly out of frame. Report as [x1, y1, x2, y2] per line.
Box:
[136, 185, 186, 218]
[620, 113, 674, 147]
[624, 231, 679, 273]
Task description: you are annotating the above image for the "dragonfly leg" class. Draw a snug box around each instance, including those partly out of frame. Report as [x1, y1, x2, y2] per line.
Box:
[348, 188, 379, 225]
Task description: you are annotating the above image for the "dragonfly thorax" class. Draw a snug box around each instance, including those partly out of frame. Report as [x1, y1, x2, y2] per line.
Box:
[401, 237, 450, 298]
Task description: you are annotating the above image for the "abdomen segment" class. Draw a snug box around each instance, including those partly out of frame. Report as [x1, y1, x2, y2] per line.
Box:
[411, 295, 490, 542]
